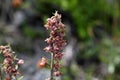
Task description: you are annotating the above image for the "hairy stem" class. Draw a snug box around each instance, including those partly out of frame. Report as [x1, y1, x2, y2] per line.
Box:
[50, 53, 54, 80]
[0, 67, 3, 80]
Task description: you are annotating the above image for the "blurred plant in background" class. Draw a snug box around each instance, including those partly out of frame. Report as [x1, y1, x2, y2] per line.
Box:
[0, 45, 24, 80]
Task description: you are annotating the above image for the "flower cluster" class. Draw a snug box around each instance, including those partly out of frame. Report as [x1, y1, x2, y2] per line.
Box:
[44, 12, 66, 77]
[0, 45, 24, 80]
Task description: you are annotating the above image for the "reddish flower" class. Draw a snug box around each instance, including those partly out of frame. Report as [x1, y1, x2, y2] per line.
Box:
[37, 57, 47, 68]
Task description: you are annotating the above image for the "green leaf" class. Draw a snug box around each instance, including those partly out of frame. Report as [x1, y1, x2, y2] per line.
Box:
[15, 65, 18, 70]
[0, 50, 2, 54]
[18, 76, 24, 80]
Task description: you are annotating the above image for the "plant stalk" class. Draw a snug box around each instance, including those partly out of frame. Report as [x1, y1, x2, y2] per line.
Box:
[0, 66, 3, 80]
[50, 53, 54, 80]
[15, 76, 17, 80]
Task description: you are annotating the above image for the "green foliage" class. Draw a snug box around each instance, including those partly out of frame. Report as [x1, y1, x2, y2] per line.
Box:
[34, 0, 119, 39]
[23, 25, 38, 38]
[17, 76, 24, 80]
[77, 37, 120, 80]
[22, 23, 44, 38]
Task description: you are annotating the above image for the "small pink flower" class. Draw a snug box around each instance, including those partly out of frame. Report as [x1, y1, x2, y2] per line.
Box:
[17, 59, 24, 64]
[44, 46, 52, 52]
[45, 38, 52, 44]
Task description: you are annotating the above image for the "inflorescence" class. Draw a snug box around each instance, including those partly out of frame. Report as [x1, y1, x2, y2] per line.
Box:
[44, 11, 66, 77]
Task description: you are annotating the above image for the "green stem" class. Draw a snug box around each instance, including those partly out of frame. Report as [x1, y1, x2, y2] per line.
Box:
[50, 53, 54, 80]
[0, 66, 3, 80]
[15, 76, 17, 80]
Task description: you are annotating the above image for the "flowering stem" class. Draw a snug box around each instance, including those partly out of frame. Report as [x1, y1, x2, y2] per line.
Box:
[50, 53, 54, 80]
[9, 74, 12, 80]
[44, 12, 66, 79]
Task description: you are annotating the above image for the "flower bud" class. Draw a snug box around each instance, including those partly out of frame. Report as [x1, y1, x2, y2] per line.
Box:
[37, 57, 47, 68]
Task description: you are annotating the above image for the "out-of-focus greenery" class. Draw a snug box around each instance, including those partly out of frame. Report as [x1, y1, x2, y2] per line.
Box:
[34, 0, 119, 39]
[22, 23, 45, 38]
[76, 37, 120, 79]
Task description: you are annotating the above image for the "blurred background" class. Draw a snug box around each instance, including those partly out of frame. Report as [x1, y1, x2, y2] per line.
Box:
[0, 0, 120, 80]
